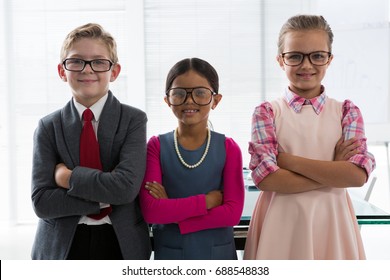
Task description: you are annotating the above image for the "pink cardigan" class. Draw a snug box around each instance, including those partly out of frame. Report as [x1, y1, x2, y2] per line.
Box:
[139, 135, 245, 234]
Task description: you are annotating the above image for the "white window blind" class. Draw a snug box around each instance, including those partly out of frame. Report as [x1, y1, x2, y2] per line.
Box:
[1, 0, 143, 223]
[2, 0, 389, 224]
[0, 0, 9, 222]
[143, 0, 312, 165]
[144, 0, 263, 166]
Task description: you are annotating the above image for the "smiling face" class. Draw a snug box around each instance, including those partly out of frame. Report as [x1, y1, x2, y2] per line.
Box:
[58, 38, 120, 107]
[165, 69, 221, 128]
[277, 30, 333, 99]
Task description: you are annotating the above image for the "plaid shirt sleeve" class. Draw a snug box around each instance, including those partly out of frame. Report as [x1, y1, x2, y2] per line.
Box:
[248, 102, 280, 185]
[342, 100, 376, 177]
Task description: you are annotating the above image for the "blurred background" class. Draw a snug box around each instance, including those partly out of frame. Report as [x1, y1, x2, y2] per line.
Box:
[1, 0, 389, 259]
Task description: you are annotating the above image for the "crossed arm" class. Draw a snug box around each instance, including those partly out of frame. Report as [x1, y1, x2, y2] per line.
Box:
[139, 136, 245, 234]
[145, 182, 223, 209]
[249, 100, 375, 194]
[259, 137, 367, 193]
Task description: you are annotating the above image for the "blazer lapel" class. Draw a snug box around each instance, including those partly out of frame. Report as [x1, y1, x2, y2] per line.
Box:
[97, 91, 121, 171]
[61, 99, 82, 168]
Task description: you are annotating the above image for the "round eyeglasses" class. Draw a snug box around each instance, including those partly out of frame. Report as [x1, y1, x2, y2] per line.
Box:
[62, 58, 113, 72]
[166, 87, 217, 106]
[281, 51, 332, 66]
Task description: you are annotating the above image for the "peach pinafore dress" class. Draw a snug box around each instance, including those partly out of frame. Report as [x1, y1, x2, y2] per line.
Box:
[244, 97, 365, 259]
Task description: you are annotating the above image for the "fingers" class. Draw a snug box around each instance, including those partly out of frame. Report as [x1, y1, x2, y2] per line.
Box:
[205, 190, 223, 209]
[343, 148, 359, 159]
[145, 181, 168, 199]
[335, 136, 344, 148]
[54, 163, 71, 189]
[208, 189, 222, 195]
[341, 137, 358, 146]
[334, 137, 361, 161]
[342, 138, 360, 153]
[55, 162, 66, 171]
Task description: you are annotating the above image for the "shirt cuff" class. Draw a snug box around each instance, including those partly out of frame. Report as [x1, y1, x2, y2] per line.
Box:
[348, 153, 375, 179]
[251, 159, 280, 186]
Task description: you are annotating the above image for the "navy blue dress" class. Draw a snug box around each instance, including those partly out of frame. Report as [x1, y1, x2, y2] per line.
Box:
[152, 130, 237, 260]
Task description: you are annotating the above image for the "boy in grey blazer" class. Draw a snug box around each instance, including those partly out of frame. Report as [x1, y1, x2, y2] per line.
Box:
[31, 23, 151, 260]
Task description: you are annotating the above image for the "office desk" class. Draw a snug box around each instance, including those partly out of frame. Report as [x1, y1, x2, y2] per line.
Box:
[234, 174, 390, 250]
[242, 174, 390, 223]
[149, 173, 390, 251]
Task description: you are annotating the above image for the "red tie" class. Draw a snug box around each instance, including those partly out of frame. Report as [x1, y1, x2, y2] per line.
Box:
[80, 108, 112, 220]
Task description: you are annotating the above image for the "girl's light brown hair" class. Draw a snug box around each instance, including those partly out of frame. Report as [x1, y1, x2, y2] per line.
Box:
[277, 15, 334, 54]
[60, 23, 118, 63]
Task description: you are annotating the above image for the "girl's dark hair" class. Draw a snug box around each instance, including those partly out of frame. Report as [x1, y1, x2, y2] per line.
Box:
[165, 58, 219, 93]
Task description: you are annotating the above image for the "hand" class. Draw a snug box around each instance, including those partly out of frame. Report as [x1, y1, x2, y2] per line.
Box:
[334, 137, 360, 161]
[145, 181, 168, 199]
[55, 163, 71, 189]
[205, 190, 223, 209]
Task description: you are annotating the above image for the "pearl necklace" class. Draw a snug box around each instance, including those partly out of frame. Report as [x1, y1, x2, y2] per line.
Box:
[174, 128, 211, 169]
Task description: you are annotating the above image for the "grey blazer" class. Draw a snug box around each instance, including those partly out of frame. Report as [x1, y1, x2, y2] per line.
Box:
[31, 91, 151, 260]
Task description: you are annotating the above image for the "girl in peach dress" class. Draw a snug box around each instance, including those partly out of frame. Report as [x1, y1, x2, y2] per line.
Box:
[244, 15, 376, 260]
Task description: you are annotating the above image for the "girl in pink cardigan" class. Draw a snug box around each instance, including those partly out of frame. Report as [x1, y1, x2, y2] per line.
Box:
[139, 58, 245, 260]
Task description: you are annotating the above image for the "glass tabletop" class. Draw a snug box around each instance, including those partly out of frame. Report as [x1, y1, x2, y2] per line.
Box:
[241, 171, 390, 225]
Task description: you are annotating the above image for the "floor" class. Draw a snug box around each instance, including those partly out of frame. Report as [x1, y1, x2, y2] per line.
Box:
[0, 222, 36, 260]
[1, 221, 390, 260]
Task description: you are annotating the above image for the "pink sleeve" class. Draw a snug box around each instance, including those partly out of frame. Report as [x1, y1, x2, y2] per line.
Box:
[341, 100, 376, 177]
[248, 102, 280, 185]
[139, 136, 208, 224]
[178, 138, 245, 234]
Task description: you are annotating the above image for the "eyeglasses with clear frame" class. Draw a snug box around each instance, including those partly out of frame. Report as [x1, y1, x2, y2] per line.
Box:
[62, 58, 114, 72]
[166, 87, 217, 106]
[280, 51, 332, 66]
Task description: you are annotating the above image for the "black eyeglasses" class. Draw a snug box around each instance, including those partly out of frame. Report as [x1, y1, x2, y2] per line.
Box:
[62, 58, 113, 72]
[280, 51, 332, 66]
[166, 87, 217, 106]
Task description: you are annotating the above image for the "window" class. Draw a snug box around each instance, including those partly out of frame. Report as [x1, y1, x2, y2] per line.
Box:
[0, 0, 144, 223]
[144, 0, 263, 166]
[1, 0, 389, 223]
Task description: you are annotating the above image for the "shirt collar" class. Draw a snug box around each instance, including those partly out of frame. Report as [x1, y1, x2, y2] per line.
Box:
[73, 93, 109, 121]
[283, 86, 326, 115]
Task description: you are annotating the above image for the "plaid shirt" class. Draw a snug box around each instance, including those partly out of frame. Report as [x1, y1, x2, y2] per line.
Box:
[249, 87, 376, 185]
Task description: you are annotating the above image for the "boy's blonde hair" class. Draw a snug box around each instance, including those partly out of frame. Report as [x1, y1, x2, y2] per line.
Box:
[60, 23, 118, 63]
[277, 15, 334, 54]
